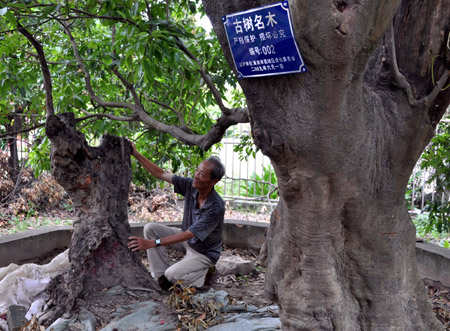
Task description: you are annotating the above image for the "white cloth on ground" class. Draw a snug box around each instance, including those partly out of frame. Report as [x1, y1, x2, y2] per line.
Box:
[0, 250, 69, 319]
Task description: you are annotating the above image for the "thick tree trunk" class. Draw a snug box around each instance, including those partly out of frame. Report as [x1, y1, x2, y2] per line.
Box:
[45, 113, 158, 316]
[203, 0, 449, 329]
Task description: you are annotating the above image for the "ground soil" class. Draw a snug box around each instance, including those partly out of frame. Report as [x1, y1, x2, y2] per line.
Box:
[87, 246, 449, 330]
[1, 183, 449, 329]
[164, 246, 273, 308]
[54, 246, 272, 329]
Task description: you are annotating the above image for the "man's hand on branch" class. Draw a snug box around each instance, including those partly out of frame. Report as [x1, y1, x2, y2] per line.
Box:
[129, 140, 138, 157]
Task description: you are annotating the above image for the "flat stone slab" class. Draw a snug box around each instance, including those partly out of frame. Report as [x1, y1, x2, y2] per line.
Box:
[216, 253, 256, 276]
[100, 301, 172, 331]
[7, 304, 27, 331]
[47, 291, 281, 331]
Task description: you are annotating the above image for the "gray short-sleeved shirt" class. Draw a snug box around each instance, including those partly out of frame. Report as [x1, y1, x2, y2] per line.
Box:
[172, 175, 225, 263]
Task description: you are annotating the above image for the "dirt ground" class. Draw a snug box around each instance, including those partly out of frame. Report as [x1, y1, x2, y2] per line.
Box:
[1, 180, 449, 329]
[161, 246, 450, 330]
[164, 246, 273, 308]
[69, 246, 272, 329]
[3, 232, 450, 330]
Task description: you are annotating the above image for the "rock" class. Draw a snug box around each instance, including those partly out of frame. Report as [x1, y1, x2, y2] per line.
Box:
[100, 301, 172, 331]
[6, 305, 27, 331]
[216, 255, 256, 276]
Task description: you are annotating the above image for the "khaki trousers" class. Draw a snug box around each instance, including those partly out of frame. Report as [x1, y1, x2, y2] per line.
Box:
[143, 223, 214, 288]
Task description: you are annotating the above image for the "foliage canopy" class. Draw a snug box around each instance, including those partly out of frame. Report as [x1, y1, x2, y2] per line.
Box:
[0, 0, 248, 186]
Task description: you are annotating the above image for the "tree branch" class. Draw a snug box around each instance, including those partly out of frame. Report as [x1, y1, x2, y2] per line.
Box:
[177, 74, 187, 126]
[77, 109, 136, 122]
[419, 70, 450, 108]
[54, 9, 249, 150]
[57, 18, 140, 113]
[387, 21, 450, 108]
[69, 9, 139, 27]
[16, 23, 55, 119]
[386, 22, 418, 107]
[0, 122, 45, 139]
[24, 50, 60, 65]
[143, 94, 185, 125]
[187, 89, 202, 126]
[176, 38, 231, 116]
[110, 66, 141, 107]
[199, 107, 249, 150]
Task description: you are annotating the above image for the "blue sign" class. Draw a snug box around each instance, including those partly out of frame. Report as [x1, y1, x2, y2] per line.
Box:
[222, 1, 307, 79]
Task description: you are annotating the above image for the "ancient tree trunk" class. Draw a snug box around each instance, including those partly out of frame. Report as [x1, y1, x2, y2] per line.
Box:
[203, 0, 449, 329]
[45, 113, 158, 315]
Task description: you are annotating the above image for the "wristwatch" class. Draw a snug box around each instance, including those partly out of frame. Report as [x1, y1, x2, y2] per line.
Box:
[155, 238, 161, 247]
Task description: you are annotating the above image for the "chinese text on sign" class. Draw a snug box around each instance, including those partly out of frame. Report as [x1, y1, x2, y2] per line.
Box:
[222, 1, 307, 78]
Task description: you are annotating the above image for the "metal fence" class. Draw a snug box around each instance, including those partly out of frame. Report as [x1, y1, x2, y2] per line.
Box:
[409, 164, 446, 212]
[1, 134, 29, 170]
[213, 123, 278, 207]
[2, 121, 448, 212]
[214, 121, 450, 213]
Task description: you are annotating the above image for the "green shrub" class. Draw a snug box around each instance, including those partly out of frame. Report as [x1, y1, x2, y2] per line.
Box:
[420, 120, 450, 234]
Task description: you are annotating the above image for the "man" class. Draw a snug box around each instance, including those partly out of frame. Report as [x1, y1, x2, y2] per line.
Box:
[128, 143, 225, 291]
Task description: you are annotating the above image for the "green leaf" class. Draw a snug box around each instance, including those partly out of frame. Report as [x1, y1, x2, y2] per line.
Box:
[40, 5, 57, 19]
[4, 11, 17, 25]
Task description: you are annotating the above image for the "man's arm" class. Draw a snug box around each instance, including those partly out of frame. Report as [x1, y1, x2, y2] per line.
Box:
[130, 142, 172, 184]
[128, 230, 194, 251]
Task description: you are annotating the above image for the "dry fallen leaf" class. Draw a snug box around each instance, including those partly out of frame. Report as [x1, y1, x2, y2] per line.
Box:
[195, 311, 206, 321]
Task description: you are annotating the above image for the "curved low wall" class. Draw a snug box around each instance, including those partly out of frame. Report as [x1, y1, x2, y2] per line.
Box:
[1, 220, 449, 289]
[0, 220, 267, 267]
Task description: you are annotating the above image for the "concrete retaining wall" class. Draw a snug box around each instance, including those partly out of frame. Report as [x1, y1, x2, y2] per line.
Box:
[416, 242, 450, 288]
[0, 226, 73, 266]
[1, 221, 449, 289]
[0, 220, 266, 267]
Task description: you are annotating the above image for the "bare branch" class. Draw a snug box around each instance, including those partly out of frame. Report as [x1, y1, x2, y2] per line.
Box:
[110, 67, 141, 107]
[145, 1, 152, 22]
[199, 107, 249, 150]
[386, 22, 418, 107]
[420, 70, 450, 107]
[24, 51, 60, 65]
[177, 74, 186, 126]
[0, 9, 64, 35]
[0, 122, 45, 138]
[176, 39, 231, 115]
[387, 22, 449, 108]
[188, 89, 202, 126]
[69, 9, 139, 27]
[57, 19, 140, 113]
[166, 0, 170, 22]
[16, 23, 54, 119]
[143, 94, 185, 124]
[77, 109, 136, 122]
[0, 162, 29, 204]
[111, 24, 116, 49]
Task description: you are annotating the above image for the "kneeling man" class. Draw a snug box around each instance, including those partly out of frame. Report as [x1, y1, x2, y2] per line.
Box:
[128, 144, 225, 290]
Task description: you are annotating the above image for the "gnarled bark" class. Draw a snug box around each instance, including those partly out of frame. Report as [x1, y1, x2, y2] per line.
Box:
[203, 0, 449, 329]
[45, 113, 158, 317]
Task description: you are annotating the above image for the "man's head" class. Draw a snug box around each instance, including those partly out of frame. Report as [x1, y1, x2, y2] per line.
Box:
[193, 156, 225, 190]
